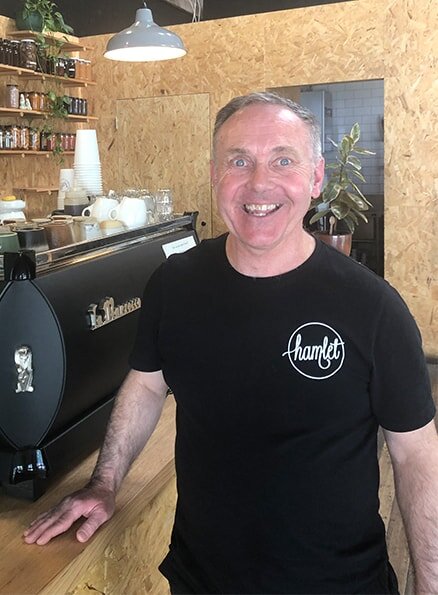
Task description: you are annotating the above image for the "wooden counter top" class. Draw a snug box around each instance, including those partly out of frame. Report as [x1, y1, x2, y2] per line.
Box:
[0, 396, 177, 595]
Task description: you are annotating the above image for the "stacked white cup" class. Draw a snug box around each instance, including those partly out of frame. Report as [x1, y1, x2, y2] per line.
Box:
[73, 130, 103, 196]
[57, 168, 75, 210]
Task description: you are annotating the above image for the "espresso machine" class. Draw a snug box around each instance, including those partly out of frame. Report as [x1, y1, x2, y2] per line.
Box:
[0, 214, 198, 499]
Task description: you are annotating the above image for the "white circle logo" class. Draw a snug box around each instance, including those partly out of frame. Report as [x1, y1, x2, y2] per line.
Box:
[282, 322, 345, 380]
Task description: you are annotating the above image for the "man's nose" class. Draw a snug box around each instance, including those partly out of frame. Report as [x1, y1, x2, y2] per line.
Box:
[246, 163, 274, 192]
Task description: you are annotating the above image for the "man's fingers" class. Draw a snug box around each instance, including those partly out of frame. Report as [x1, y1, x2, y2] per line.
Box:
[76, 508, 110, 542]
[24, 507, 82, 545]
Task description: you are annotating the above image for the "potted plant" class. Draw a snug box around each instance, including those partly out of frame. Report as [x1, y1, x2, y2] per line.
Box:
[16, 0, 74, 34]
[308, 123, 375, 255]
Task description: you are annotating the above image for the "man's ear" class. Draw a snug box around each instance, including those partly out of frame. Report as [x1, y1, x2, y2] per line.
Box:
[311, 157, 325, 198]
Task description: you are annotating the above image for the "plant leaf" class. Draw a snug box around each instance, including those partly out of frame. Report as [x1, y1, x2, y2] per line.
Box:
[331, 200, 350, 219]
[309, 209, 331, 224]
[346, 155, 362, 170]
[346, 192, 369, 211]
[350, 123, 360, 143]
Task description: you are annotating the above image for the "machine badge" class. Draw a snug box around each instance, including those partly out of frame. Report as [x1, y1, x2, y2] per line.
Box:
[14, 346, 35, 393]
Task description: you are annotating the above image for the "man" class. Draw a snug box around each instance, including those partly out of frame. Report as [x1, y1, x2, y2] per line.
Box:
[24, 92, 438, 595]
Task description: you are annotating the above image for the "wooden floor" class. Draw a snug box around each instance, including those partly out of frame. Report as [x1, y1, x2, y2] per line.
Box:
[380, 361, 438, 594]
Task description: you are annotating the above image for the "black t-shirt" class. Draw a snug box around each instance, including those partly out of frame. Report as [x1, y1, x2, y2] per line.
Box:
[129, 235, 435, 595]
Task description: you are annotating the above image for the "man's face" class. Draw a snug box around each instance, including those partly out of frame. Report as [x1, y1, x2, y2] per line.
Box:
[211, 103, 324, 255]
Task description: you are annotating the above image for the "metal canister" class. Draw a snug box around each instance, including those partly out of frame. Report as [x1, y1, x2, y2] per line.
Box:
[19, 39, 37, 70]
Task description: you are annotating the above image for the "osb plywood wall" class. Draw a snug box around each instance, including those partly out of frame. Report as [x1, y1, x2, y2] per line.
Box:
[1, 0, 436, 354]
[80, 0, 436, 354]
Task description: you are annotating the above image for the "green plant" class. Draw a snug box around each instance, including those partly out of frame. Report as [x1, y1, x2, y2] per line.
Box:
[309, 123, 375, 234]
[46, 89, 71, 119]
[21, 0, 74, 34]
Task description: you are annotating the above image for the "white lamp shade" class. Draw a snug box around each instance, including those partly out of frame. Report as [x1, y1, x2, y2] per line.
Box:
[104, 7, 187, 62]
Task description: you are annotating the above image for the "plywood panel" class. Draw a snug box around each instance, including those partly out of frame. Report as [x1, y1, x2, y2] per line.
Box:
[1, 0, 437, 354]
[112, 94, 211, 239]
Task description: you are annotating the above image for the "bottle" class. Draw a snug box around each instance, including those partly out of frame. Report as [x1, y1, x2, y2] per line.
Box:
[6, 84, 19, 109]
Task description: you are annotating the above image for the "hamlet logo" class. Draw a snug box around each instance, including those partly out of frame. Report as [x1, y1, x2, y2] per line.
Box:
[282, 322, 345, 380]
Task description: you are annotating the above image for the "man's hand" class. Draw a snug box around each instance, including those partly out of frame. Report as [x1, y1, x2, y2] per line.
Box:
[23, 483, 115, 545]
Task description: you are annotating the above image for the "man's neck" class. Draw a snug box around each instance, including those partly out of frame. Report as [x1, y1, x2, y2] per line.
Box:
[225, 231, 316, 278]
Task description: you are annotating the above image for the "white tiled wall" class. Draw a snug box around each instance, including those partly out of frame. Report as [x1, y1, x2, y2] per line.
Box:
[303, 80, 384, 195]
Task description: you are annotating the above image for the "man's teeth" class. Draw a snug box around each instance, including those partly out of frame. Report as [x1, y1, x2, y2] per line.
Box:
[243, 203, 280, 216]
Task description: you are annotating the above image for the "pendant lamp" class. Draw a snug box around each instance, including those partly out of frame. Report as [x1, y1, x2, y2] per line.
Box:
[104, 3, 187, 62]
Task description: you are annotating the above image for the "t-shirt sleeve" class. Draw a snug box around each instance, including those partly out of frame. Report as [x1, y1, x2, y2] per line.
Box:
[129, 264, 164, 372]
[370, 285, 435, 432]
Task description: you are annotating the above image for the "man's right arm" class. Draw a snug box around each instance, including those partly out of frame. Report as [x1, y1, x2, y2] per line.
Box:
[23, 368, 168, 545]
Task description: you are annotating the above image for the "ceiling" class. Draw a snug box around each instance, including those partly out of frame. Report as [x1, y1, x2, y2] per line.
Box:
[2, 0, 353, 37]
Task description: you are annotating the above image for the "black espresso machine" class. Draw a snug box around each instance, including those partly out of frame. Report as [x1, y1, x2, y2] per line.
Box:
[0, 214, 198, 499]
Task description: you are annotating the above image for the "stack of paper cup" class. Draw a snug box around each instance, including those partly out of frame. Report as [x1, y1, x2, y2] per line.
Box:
[73, 130, 103, 196]
[57, 168, 75, 210]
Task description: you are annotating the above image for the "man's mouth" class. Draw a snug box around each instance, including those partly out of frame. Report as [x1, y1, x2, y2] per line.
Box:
[243, 203, 281, 217]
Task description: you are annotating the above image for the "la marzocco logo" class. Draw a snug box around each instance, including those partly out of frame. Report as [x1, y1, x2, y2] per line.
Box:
[282, 322, 345, 380]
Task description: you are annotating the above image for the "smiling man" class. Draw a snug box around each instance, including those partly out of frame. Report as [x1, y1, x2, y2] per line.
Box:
[24, 93, 438, 595]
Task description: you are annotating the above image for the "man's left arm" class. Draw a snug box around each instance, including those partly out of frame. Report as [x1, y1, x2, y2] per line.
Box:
[384, 420, 438, 594]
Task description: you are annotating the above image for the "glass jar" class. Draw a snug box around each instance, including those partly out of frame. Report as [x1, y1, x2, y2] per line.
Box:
[10, 125, 20, 149]
[29, 128, 40, 151]
[10, 40, 20, 67]
[56, 57, 65, 76]
[154, 189, 174, 221]
[6, 84, 19, 109]
[30, 91, 39, 111]
[0, 126, 4, 150]
[67, 58, 76, 78]
[35, 43, 47, 73]
[21, 126, 30, 150]
[0, 39, 5, 65]
[19, 39, 37, 70]
[4, 127, 12, 150]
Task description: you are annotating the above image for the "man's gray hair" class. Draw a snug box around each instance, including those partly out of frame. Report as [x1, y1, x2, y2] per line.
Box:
[213, 91, 322, 162]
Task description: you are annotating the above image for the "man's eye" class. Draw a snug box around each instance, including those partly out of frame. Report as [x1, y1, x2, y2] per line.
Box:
[278, 157, 292, 166]
[233, 158, 246, 167]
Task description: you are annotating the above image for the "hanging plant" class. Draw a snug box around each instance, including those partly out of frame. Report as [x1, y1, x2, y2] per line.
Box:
[16, 0, 74, 34]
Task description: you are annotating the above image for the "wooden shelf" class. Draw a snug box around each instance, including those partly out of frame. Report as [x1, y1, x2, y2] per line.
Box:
[7, 30, 92, 52]
[20, 72, 97, 87]
[13, 186, 58, 194]
[0, 64, 96, 86]
[0, 63, 35, 76]
[0, 150, 73, 156]
[0, 108, 98, 122]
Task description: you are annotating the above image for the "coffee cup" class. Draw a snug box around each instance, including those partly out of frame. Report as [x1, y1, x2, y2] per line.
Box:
[64, 189, 90, 216]
[0, 230, 20, 253]
[72, 216, 101, 242]
[31, 218, 51, 226]
[15, 226, 49, 252]
[100, 219, 125, 236]
[109, 197, 147, 229]
[82, 196, 119, 222]
[44, 220, 75, 249]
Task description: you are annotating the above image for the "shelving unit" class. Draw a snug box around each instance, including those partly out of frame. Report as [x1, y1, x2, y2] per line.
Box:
[0, 64, 96, 86]
[0, 150, 74, 156]
[8, 30, 92, 52]
[0, 31, 98, 163]
[0, 107, 98, 122]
